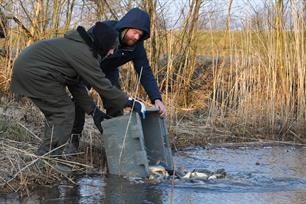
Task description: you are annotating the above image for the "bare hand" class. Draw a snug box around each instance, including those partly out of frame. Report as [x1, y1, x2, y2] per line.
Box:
[154, 99, 166, 117]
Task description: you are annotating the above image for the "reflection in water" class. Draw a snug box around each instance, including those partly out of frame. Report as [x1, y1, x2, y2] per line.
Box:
[78, 176, 105, 203]
[103, 175, 163, 204]
[76, 174, 164, 204]
[0, 175, 164, 204]
[0, 184, 80, 204]
[0, 145, 306, 204]
[170, 189, 306, 204]
[173, 145, 306, 204]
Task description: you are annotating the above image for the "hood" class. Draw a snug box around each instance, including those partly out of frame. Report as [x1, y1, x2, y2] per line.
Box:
[64, 30, 84, 42]
[115, 8, 150, 41]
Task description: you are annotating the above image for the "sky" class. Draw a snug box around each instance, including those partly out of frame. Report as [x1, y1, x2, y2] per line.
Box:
[158, 0, 266, 29]
[160, 0, 304, 30]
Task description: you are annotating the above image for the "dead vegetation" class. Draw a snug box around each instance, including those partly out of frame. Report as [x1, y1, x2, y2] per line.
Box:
[0, 96, 108, 193]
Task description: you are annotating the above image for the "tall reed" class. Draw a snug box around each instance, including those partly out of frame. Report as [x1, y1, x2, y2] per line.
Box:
[207, 0, 305, 141]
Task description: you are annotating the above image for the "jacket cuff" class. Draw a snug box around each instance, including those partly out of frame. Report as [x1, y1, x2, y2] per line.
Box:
[151, 98, 162, 104]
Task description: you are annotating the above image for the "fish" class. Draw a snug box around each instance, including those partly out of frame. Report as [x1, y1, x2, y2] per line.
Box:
[215, 168, 226, 178]
[180, 168, 226, 180]
[182, 171, 209, 180]
[148, 164, 226, 181]
[148, 165, 169, 177]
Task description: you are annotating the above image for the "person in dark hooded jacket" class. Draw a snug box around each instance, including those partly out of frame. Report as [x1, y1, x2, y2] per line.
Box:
[11, 22, 145, 156]
[70, 8, 166, 150]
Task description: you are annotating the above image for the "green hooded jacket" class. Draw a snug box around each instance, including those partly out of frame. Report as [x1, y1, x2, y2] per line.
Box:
[11, 30, 128, 113]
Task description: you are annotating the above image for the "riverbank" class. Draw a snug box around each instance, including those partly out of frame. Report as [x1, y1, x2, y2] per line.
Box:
[0, 95, 305, 194]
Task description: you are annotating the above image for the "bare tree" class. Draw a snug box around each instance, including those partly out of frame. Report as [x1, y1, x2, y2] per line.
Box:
[0, 8, 7, 38]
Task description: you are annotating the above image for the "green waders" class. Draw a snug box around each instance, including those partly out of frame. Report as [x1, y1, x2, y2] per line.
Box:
[30, 94, 75, 156]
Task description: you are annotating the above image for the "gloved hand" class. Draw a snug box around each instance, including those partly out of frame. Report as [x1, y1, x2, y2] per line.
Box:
[91, 107, 111, 134]
[126, 97, 146, 119]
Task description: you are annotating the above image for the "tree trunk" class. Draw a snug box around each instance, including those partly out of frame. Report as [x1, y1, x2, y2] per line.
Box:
[51, 0, 60, 37]
[27, 0, 42, 45]
[64, 0, 75, 31]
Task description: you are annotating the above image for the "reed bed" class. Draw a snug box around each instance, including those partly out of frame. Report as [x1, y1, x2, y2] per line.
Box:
[207, 1, 305, 142]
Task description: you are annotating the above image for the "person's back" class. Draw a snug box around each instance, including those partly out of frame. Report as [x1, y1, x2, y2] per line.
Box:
[12, 33, 88, 98]
[10, 23, 139, 156]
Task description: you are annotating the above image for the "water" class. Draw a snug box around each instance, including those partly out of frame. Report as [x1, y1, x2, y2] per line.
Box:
[1, 145, 306, 204]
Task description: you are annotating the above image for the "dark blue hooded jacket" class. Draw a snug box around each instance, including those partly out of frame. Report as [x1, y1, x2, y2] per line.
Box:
[89, 8, 162, 103]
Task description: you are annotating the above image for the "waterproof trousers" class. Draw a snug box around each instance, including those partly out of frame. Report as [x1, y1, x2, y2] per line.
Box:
[30, 94, 75, 156]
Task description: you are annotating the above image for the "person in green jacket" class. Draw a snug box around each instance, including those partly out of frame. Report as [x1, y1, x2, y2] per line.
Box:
[11, 22, 146, 156]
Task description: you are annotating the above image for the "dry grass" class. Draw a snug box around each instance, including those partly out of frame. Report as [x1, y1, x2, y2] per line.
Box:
[0, 97, 108, 193]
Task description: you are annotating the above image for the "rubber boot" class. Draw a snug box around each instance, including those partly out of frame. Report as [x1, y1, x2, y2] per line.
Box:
[64, 134, 81, 155]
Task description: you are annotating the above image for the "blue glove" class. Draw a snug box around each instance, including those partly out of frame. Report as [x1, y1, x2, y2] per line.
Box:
[126, 97, 146, 119]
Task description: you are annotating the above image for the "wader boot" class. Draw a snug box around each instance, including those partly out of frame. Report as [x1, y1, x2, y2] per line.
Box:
[64, 133, 81, 154]
[36, 123, 68, 156]
[64, 102, 86, 153]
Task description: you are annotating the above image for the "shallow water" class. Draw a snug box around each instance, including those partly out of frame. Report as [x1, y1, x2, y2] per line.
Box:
[1, 145, 306, 204]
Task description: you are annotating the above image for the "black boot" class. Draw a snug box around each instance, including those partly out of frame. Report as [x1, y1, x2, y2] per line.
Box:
[64, 134, 81, 154]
